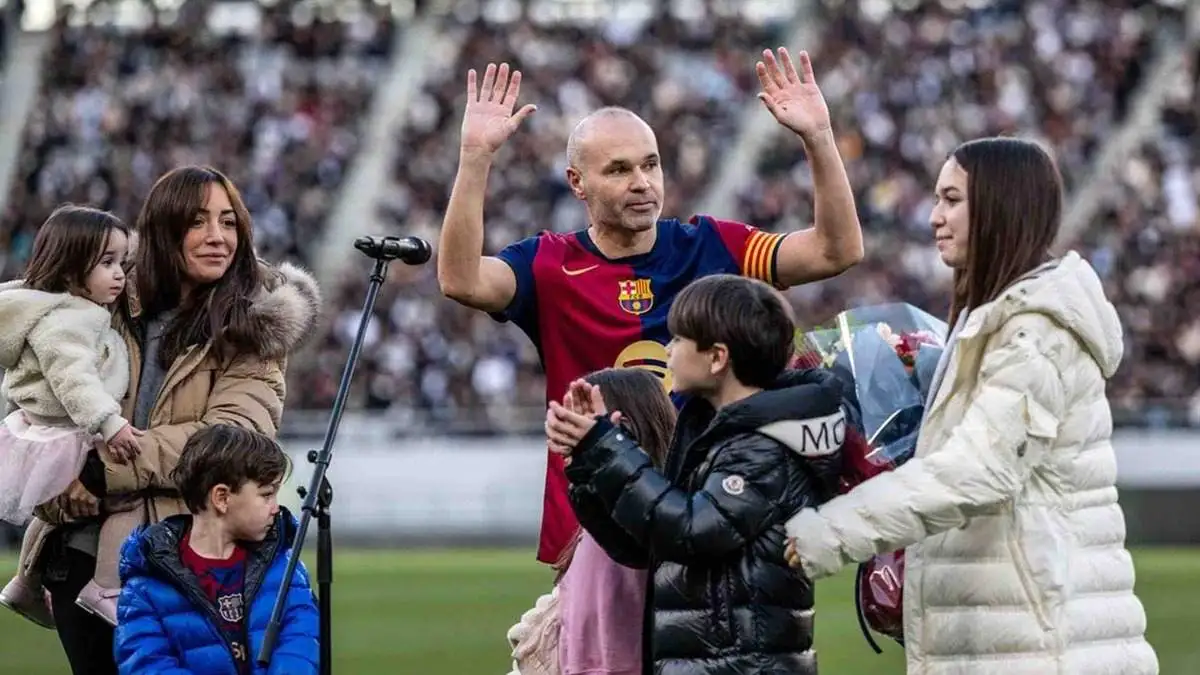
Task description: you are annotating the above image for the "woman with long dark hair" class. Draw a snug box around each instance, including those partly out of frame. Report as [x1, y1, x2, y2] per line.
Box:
[21, 166, 320, 675]
[784, 138, 1159, 674]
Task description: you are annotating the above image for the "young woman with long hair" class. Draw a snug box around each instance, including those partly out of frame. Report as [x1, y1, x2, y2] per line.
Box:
[784, 138, 1159, 674]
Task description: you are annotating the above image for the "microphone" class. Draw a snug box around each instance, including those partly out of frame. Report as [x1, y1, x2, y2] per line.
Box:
[354, 235, 432, 264]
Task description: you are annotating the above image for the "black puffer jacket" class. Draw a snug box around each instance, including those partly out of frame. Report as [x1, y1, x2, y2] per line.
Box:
[567, 368, 847, 675]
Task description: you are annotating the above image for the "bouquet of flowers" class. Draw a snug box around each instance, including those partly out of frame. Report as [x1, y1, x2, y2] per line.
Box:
[793, 302, 947, 653]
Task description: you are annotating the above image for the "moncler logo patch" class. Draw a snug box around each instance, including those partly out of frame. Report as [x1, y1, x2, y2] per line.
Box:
[721, 475, 746, 496]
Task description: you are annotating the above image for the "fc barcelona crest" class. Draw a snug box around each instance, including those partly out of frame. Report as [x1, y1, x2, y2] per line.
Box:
[618, 279, 654, 315]
[217, 593, 245, 623]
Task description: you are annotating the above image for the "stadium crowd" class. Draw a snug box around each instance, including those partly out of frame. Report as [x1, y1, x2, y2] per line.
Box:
[0, 1, 1193, 431]
[296, 0, 1198, 430]
[0, 0, 394, 278]
[1086, 52, 1199, 426]
[741, 0, 1192, 424]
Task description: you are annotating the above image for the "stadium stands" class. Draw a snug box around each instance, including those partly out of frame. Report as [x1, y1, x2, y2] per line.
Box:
[296, 1, 1197, 432]
[0, 1, 1194, 432]
[744, 0, 1178, 319]
[0, 0, 395, 278]
[1082, 47, 1198, 426]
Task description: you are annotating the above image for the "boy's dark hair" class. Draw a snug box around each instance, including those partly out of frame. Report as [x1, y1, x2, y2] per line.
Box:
[170, 425, 291, 513]
[24, 204, 129, 296]
[667, 274, 795, 388]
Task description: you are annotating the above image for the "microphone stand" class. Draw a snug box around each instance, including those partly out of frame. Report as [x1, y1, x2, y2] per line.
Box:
[258, 236, 431, 674]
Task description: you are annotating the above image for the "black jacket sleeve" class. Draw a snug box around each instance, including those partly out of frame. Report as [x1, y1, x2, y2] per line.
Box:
[567, 482, 650, 568]
[570, 418, 809, 565]
[564, 419, 652, 568]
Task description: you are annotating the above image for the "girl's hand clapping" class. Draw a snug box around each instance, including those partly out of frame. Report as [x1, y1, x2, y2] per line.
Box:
[546, 379, 623, 465]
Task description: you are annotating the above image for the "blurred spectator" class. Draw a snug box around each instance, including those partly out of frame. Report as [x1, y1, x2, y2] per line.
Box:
[1080, 49, 1198, 426]
[744, 0, 1193, 425]
[0, 0, 395, 277]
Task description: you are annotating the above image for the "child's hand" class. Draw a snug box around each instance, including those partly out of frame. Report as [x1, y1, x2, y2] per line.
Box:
[564, 379, 601, 416]
[564, 379, 610, 417]
[549, 380, 604, 458]
[545, 399, 622, 456]
[108, 425, 144, 464]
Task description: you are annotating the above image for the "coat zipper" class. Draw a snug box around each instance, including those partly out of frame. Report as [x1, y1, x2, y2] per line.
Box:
[157, 562, 243, 666]
[149, 533, 278, 671]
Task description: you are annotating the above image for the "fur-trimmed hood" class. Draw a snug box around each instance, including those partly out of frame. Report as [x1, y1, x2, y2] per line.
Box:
[242, 261, 322, 359]
[127, 260, 322, 360]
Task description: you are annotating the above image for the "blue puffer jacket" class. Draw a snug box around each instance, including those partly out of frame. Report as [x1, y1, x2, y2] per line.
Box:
[114, 507, 319, 675]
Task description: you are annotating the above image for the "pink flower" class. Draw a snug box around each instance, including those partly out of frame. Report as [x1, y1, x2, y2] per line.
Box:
[893, 330, 939, 369]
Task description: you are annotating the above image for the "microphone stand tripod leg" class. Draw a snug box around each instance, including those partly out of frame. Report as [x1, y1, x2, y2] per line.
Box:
[315, 467, 333, 675]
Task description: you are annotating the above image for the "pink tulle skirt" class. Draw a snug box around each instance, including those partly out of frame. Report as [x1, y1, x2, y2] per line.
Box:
[0, 411, 92, 526]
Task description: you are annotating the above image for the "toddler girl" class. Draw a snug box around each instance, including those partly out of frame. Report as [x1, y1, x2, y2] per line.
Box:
[0, 204, 142, 628]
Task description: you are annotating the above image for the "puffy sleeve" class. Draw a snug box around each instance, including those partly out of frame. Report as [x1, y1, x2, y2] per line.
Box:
[567, 480, 650, 569]
[785, 314, 1067, 579]
[114, 578, 192, 675]
[27, 305, 127, 439]
[100, 353, 285, 494]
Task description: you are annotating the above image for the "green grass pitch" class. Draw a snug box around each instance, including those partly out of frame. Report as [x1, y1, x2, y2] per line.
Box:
[1, 547, 1196, 673]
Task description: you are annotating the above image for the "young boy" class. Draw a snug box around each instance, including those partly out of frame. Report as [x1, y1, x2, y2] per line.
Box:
[114, 424, 318, 675]
[545, 274, 847, 674]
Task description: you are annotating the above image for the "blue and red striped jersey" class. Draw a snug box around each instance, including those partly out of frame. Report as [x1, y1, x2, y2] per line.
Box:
[492, 215, 787, 564]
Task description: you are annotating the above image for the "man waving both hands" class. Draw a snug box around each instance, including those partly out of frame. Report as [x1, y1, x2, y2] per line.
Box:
[438, 47, 865, 568]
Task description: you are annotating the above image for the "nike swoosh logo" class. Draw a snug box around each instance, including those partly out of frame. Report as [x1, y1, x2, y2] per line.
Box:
[562, 264, 600, 276]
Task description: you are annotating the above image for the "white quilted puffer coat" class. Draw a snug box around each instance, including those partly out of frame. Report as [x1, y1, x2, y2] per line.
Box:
[785, 252, 1158, 674]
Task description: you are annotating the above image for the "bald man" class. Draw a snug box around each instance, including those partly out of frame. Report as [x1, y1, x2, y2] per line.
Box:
[438, 50, 864, 565]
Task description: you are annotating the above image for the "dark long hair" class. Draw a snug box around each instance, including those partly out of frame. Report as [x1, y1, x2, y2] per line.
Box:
[947, 138, 1063, 328]
[24, 205, 129, 298]
[134, 166, 261, 367]
[552, 368, 677, 580]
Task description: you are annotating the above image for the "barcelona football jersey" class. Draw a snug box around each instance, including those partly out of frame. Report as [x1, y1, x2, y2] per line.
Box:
[492, 215, 787, 564]
[180, 531, 249, 671]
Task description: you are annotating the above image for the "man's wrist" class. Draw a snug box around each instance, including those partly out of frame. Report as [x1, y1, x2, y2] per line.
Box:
[459, 147, 496, 168]
[799, 127, 836, 151]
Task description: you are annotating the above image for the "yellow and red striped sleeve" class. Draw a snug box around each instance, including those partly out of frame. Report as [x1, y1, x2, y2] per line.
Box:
[741, 229, 788, 286]
[700, 215, 790, 288]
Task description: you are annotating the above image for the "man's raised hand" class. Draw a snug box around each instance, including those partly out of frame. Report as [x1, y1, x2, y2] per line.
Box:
[460, 62, 537, 157]
[755, 48, 832, 143]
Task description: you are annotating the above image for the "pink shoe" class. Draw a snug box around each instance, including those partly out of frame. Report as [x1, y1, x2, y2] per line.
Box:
[0, 575, 55, 629]
[75, 580, 119, 627]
